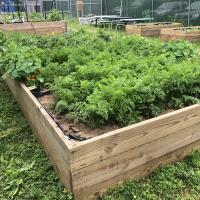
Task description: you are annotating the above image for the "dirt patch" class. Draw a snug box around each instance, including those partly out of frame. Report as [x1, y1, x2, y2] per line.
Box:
[36, 91, 119, 142]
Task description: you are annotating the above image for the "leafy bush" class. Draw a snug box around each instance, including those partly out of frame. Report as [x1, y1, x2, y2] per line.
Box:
[1, 42, 41, 81]
[1, 30, 199, 127]
[29, 12, 45, 22]
[162, 40, 199, 61]
[47, 9, 62, 21]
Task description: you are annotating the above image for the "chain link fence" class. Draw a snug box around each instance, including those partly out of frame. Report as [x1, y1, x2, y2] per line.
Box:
[70, 0, 102, 17]
[42, 0, 70, 13]
[0, 0, 200, 25]
[0, 0, 71, 14]
[103, 0, 200, 26]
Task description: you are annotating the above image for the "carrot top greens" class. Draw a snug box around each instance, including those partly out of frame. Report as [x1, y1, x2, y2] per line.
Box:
[0, 30, 199, 127]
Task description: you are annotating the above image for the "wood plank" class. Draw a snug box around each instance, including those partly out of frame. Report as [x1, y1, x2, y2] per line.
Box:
[32, 21, 66, 35]
[34, 28, 66, 35]
[141, 22, 181, 37]
[32, 21, 66, 28]
[185, 32, 200, 42]
[0, 21, 66, 35]
[126, 22, 182, 37]
[72, 122, 200, 192]
[160, 27, 200, 41]
[160, 28, 175, 40]
[73, 139, 200, 200]
[126, 25, 141, 35]
[70, 105, 200, 171]
[0, 23, 32, 30]
[5, 78, 72, 190]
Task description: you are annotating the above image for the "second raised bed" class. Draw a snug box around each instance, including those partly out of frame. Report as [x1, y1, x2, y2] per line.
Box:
[0, 21, 66, 35]
[160, 26, 200, 42]
[125, 22, 182, 37]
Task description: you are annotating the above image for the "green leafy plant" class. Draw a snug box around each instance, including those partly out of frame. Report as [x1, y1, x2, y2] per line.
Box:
[47, 9, 62, 21]
[1, 29, 199, 127]
[1, 42, 41, 82]
[162, 40, 199, 61]
[29, 12, 45, 22]
[142, 9, 152, 18]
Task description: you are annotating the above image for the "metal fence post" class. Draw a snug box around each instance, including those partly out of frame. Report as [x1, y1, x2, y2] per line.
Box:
[120, 0, 122, 16]
[16, 0, 21, 20]
[188, 0, 191, 27]
[101, 0, 103, 15]
[70, 0, 72, 18]
[152, 0, 154, 18]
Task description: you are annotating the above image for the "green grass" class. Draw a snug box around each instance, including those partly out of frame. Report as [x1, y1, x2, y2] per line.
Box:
[0, 80, 72, 200]
[0, 79, 200, 200]
[102, 153, 200, 200]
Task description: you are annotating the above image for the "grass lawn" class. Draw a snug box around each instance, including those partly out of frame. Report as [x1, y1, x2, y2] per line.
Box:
[0, 80, 72, 200]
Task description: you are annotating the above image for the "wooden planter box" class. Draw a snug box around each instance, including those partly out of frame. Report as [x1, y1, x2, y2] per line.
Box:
[0, 21, 66, 35]
[125, 22, 182, 37]
[160, 27, 200, 42]
[5, 78, 200, 200]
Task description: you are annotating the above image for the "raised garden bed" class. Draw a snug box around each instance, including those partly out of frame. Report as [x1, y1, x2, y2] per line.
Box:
[5, 78, 200, 200]
[160, 26, 200, 42]
[2, 29, 200, 200]
[125, 22, 182, 37]
[0, 21, 66, 35]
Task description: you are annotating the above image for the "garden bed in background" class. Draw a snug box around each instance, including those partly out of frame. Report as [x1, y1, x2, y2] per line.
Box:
[125, 22, 182, 37]
[0, 21, 66, 35]
[160, 26, 200, 42]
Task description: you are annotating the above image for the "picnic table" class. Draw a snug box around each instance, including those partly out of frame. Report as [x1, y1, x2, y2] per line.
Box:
[116, 18, 154, 25]
[88, 15, 154, 29]
[114, 17, 154, 30]
[89, 15, 132, 26]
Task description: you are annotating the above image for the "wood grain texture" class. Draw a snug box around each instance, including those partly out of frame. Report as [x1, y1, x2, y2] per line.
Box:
[160, 27, 200, 41]
[0, 21, 66, 35]
[71, 122, 200, 192]
[70, 105, 200, 199]
[70, 105, 200, 171]
[126, 22, 182, 37]
[5, 78, 72, 190]
[73, 139, 200, 200]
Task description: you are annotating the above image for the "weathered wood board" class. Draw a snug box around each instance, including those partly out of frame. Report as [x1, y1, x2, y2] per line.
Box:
[125, 22, 182, 37]
[160, 26, 200, 42]
[5, 78, 72, 189]
[6, 78, 200, 200]
[0, 21, 66, 35]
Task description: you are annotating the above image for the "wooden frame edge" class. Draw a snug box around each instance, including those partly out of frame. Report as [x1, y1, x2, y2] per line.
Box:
[5, 78, 73, 191]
